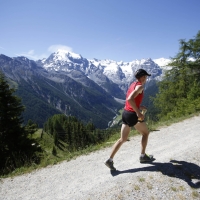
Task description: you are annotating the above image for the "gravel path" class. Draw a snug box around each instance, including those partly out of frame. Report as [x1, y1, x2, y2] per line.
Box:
[1, 115, 200, 200]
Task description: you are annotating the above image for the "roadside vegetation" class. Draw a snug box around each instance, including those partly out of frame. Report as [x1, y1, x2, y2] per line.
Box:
[0, 30, 200, 178]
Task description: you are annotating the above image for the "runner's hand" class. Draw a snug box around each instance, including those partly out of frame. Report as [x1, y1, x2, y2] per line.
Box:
[137, 112, 144, 120]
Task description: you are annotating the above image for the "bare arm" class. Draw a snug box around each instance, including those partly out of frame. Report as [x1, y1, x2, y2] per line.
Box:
[127, 85, 144, 119]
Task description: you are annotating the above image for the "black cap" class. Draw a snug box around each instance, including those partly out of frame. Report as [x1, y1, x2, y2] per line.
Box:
[134, 69, 151, 79]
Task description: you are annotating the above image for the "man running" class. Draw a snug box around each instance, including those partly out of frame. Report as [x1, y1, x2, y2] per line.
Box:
[105, 69, 154, 170]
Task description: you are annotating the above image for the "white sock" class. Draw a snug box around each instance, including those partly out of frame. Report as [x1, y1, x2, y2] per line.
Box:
[109, 158, 113, 162]
[141, 154, 145, 157]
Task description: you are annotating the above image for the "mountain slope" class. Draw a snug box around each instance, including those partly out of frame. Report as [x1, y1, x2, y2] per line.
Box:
[0, 51, 170, 128]
[0, 54, 121, 128]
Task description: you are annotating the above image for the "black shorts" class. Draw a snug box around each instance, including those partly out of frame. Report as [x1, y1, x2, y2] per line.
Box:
[122, 109, 138, 127]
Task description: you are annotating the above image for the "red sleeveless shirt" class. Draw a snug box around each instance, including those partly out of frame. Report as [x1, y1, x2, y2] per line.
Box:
[124, 81, 143, 112]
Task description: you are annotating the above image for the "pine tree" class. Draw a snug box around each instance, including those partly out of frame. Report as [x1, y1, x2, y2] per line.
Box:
[25, 119, 38, 137]
[0, 72, 25, 152]
[0, 72, 40, 174]
[153, 30, 200, 120]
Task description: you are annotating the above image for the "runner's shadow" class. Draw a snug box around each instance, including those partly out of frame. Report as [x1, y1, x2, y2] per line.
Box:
[111, 160, 200, 188]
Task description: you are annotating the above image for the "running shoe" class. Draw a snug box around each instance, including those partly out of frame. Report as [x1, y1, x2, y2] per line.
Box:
[140, 154, 155, 163]
[104, 159, 116, 170]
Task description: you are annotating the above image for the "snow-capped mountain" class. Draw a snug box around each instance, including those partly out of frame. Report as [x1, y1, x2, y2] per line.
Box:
[0, 53, 122, 128]
[40, 49, 165, 95]
[153, 58, 171, 67]
[0, 50, 171, 128]
[153, 57, 172, 71]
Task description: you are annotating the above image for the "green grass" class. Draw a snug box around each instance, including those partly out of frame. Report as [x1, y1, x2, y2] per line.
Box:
[134, 184, 140, 190]
[31, 129, 42, 139]
[1, 111, 200, 178]
[110, 108, 123, 126]
[171, 186, 177, 192]
[147, 111, 200, 131]
[192, 190, 199, 198]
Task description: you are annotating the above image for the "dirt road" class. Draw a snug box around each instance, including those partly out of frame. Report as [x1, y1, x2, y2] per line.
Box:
[1, 115, 200, 200]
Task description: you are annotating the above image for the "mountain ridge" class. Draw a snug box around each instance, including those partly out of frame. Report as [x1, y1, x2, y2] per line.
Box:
[0, 51, 171, 128]
[40, 49, 170, 95]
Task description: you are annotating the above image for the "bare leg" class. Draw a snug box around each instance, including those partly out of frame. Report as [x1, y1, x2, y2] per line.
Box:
[134, 122, 149, 154]
[110, 124, 131, 159]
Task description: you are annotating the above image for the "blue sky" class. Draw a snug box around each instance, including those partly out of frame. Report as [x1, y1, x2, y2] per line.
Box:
[0, 0, 200, 62]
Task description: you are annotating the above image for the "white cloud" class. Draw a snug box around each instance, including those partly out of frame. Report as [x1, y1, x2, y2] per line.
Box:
[16, 45, 73, 60]
[27, 50, 35, 55]
[48, 45, 73, 53]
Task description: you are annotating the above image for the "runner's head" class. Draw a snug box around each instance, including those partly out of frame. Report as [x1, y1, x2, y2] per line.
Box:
[134, 69, 151, 79]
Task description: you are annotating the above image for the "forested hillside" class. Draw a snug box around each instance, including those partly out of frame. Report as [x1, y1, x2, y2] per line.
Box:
[153, 31, 200, 120]
[44, 114, 117, 152]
